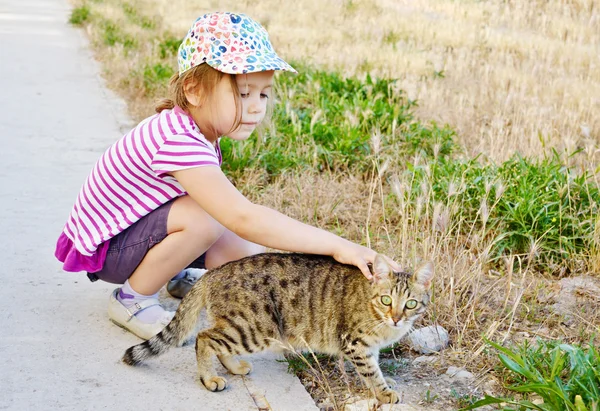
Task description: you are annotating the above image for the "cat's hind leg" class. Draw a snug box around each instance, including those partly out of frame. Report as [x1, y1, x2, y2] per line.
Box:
[195, 319, 264, 390]
[195, 329, 231, 392]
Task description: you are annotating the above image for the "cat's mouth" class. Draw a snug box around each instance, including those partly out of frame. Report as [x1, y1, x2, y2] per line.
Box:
[386, 318, 407, 329]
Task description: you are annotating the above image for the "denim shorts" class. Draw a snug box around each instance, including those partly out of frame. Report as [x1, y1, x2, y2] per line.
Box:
[88, 199, 205, 284]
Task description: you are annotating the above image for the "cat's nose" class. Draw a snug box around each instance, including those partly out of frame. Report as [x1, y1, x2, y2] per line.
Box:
[392, 317, 402, 325]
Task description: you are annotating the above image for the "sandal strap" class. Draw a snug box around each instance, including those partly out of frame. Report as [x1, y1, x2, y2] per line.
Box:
[124, 298, 161, 322]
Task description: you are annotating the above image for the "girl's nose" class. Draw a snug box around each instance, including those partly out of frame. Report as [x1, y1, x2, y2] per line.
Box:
[248, 100, 262, 114]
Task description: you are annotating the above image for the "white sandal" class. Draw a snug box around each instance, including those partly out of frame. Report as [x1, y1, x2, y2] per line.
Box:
[107, 288, 175, 340]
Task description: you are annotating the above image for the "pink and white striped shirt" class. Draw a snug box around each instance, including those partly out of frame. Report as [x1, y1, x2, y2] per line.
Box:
[55, 106, 221, 273]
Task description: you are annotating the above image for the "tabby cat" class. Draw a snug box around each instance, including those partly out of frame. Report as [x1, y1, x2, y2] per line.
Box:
[122, 252, 433, 404]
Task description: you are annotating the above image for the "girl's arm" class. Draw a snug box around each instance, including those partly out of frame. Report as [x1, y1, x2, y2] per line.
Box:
[171, 166, 398, 279]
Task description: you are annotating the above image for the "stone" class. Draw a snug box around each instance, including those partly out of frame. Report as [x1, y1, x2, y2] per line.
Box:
[445, 366, 475, 380]
[412, 355, 438, 365]
[408, 325, 450, 354]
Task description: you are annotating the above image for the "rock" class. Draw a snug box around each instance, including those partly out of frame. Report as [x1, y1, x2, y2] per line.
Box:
[551, 276, 600, 321]
[412, 355, 438, 366]
[318, 400, 335, 411]
[445, 366, 475, 380]
[408, 325, 449, 354]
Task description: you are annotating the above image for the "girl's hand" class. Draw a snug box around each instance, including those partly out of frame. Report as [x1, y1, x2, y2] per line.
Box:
[332, 240, 401, 280]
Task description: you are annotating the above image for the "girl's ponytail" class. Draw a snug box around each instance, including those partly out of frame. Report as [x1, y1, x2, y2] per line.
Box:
[154, 98, 175, 113]
[154, 73, 180, 113]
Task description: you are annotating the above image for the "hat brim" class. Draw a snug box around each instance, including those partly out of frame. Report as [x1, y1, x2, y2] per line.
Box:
[205, 51, 297, 75]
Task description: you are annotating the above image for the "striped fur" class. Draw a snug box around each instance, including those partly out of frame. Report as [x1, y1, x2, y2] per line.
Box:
[122, 253, 433, 403]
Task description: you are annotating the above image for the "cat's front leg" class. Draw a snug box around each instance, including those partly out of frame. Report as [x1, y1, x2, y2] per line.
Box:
[217, 354, 253, 375]
[344, 347, 400, 404]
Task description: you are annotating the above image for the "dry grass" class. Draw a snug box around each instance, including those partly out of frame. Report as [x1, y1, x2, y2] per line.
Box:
[84, 0, 599, 161]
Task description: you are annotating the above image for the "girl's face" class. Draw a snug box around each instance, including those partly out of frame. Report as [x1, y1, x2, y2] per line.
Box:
[190, 70, 274, 143]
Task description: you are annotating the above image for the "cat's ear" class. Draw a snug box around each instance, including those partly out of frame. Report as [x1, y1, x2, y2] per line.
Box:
[371, 254, 392, 284]
[412, 261, 434, 289]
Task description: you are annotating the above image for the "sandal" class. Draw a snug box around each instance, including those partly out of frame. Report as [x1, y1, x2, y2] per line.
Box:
[166, 268, 207, 299]
[107, 288, 174, 340]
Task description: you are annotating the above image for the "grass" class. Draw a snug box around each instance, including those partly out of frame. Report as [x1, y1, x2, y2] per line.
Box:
[403, 150, 600, 273]
[69, 5, 90, 25]
[221, 65, 457, 176]
[461, 339, 600, 411]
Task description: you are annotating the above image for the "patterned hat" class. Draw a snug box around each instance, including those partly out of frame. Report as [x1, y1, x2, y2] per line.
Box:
[178, 12, 297, 75]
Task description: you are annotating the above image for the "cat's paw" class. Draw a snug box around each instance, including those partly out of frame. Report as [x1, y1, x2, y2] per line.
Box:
[377, 388, 400, 404]
[232, 360, 252, 375]
[201, 376, 228, 392]
[384, 377, 397, 387]
[218, 355, 253, 375]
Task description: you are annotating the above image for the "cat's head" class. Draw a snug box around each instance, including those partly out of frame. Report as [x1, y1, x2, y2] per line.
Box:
[369, 255, 433, 330]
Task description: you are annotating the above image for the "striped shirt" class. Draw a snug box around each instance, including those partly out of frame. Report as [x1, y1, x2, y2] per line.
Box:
[55, 106, 221, 273]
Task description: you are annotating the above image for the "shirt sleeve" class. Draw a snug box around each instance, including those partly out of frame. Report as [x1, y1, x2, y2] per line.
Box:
[151, 133, 220, 176]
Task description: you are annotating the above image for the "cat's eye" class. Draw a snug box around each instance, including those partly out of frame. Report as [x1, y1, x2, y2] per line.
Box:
[380, 295, 392, 306]
[405, 299, 418, 309]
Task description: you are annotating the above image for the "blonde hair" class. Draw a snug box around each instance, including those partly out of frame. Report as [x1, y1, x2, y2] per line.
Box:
[155, 64, 243, 135]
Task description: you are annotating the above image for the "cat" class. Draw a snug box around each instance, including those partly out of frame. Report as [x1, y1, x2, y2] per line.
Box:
[122, 252, 433, 404]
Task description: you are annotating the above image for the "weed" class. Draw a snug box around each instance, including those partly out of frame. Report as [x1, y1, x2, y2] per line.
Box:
[451, 389, 479, 407]
[278, 352, 331, 374]
[379, 358, 408, 375]
[460, 338, 600, 411]
[122, 2, 155, 29]
[220, 64, 458, 176]
[69, 5, 90, 26]
[383, 30, 403, 45]
[403, 151, 600, 273]
[158, 35, 181, 59]
[101, 20, 136, 49]
[424, 389, 439, 403]
[142, 63, 174, 94]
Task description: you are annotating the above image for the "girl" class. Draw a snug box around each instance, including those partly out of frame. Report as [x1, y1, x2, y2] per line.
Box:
[55, 12, 400, 340]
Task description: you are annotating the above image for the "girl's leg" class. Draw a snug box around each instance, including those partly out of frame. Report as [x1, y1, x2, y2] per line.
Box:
[107, 195, 265, 337]
[128, 195, 225, 295]
[204, 228, 265, 269]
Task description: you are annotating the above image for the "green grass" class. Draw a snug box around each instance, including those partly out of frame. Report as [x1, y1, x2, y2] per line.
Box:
[122, 2, 156, 29]
[101, 20, 136, 49]
[460, 339, 600, 411]
[221, 64, 458, 175]
[277, 352, 331, 374]
[402, 150, 600, 273]
[158, 35, 181, 59]
[141, 63, 174, 94]
[69, 5, 90, 26]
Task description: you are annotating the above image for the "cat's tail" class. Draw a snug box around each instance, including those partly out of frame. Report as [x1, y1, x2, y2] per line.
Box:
[122, 281, 208, 366]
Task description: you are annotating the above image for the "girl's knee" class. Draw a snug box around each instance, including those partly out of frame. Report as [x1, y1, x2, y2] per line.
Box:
[168, 195, 225, 242]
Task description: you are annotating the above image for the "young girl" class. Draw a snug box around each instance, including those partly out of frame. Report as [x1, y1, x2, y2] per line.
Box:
[55, 12, 400, 340]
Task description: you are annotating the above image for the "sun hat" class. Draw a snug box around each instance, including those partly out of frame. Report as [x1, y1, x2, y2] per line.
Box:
[178, 12, 297, 76]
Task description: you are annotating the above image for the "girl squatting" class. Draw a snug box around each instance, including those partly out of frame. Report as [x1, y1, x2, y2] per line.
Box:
[55, 12, 400, 340]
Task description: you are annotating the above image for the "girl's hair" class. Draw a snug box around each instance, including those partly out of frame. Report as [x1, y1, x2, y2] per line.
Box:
[155, 64, 243, 135]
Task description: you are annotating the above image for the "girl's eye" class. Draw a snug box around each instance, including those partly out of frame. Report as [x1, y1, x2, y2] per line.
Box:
[405, 299, 418, 309]
[260, 93, 269, 99]
[380, 295, 392, 306]
[240, 93, 249, 98]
